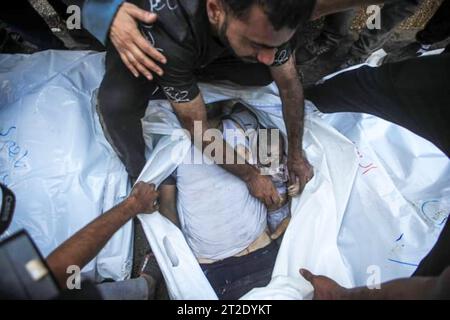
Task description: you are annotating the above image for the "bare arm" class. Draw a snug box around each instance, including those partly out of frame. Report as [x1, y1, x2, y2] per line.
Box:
[46, 182, 159, 289]
[270, 56, 304, 153]
[171, 95, 255, 181]
[171, 95, 280, 207]
[270, 56, 314, 192]
[159, 184, 180, 227]
[300, 267, 450, 300]
[345, 274, 449, 300]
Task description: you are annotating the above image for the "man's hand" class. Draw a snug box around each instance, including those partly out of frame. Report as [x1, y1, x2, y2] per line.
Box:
[110, 3, 167, 79]
[300, 269, 350, 300]
[128, 182, 160, 214]
[246, 170, 281, 207]
[288, 149, 313, 194]
[271, 56, 312, 193]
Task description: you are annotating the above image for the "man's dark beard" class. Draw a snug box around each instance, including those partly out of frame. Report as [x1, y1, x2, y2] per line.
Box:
[217, 17, 258, 64]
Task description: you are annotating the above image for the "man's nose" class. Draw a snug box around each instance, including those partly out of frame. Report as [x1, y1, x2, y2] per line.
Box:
[257, 48, 277, 66]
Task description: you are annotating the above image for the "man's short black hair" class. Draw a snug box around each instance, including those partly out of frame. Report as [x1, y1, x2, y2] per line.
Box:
[221, 0, 316, 31]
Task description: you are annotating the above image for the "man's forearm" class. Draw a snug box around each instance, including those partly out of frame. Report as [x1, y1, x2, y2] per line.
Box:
[344, 277, 440, 300]
[200, 119, 258, 183]
[271, 57, 304, 152]
[220, 159, 259, 183]
[281, 81, 304, 153]
[173, 96, 257, 183]
[46, 199, 138, 288]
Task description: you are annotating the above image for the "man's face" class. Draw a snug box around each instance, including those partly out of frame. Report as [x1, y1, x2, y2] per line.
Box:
[209, 1, 295, 66]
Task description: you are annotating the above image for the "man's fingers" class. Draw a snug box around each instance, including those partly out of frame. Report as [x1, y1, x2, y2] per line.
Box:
[271, 194, 279, 206]
[126, 51, 150, 79]
[119, 52, 139, 77]
[289, 172, 295, 184]
[306, 164, 314, 181]
[298, 177, 306, 193]
[127, 3, 158, 24]
[300, 268, 315, 283]
[270, 189, 281, 207]
[263, 184, 276, 207]
[303, 171, 312, 189]
[288, 180, 300, 196]
[134, 33, 167, 65]
[309, 168, 315, 180]
[130, 42, 163, 77]
[132, 182, 157, 195]
[129, 43, 156, 79]
[299, 167, 313, 193]
[151, 189, 160, 199]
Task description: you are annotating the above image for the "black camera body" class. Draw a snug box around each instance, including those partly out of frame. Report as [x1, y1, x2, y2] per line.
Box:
[0, 184, 60, 300]
[0, 183, 15, 235]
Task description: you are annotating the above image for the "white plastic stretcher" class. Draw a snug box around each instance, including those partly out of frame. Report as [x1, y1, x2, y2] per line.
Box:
[0, 51, 448, 298]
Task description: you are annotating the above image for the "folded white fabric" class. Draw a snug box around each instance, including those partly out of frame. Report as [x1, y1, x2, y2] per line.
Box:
[137, 81, 448, 300]
[1, 51, 447, 298]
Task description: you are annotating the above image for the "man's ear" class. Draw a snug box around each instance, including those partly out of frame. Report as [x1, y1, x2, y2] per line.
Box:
[206, 0, 225, 25]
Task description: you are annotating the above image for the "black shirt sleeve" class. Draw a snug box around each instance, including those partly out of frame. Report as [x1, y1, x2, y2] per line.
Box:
[271, 42, 293, 67]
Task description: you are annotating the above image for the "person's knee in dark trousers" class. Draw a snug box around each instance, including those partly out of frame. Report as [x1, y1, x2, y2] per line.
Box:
[97, 82, 150, 180]
[97, 42, 163, 180]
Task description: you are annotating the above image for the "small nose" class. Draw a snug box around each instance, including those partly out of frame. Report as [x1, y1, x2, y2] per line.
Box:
[257, 48, 277, 66]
